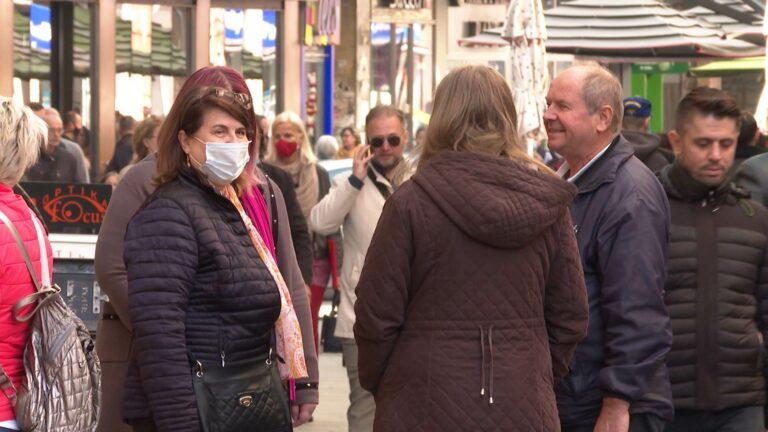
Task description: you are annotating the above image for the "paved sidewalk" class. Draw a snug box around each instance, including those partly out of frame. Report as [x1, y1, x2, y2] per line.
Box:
[299, 304, 350, 432]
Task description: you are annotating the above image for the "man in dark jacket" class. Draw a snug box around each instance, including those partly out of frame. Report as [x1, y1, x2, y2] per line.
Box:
[733, 113, 766, 169]
[736, 152, 768, 207]
[661, 86, 768, 432]
[621, 96, 674, 173]
[26, 107, 89, 183]
[544, 65, 673, 432]
[106, 115, 136, 173]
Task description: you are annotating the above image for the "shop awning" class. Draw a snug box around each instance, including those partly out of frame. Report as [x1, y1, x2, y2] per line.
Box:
[458, 0, 765, 60]
[690, 56, 765, 76]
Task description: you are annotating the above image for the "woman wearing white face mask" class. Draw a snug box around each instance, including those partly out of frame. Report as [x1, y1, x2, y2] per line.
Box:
[121, 85, 307, 432]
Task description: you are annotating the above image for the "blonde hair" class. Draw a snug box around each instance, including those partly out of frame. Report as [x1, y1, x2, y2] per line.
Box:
[419, 65, 550, 173]
[132, 115, 163, 163]
[0, 97, 46, 185]
[267, 111, 316, 165]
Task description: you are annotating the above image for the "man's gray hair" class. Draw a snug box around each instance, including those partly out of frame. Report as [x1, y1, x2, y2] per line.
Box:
[579, 65, 624, 134]
[0, 97, 46, 185]
[39, 107, 62, 124]
[315, 135, 339, 160]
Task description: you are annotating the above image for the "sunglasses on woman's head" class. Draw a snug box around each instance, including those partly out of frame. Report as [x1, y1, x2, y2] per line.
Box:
[368, 134, 401, 148]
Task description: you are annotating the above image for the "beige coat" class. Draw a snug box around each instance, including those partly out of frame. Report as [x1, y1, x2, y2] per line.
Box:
[94, 156, 318, 431]
[309, 167, 393, 339]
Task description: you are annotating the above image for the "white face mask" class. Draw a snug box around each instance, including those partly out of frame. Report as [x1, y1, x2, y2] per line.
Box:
[190, 136, 251, 184]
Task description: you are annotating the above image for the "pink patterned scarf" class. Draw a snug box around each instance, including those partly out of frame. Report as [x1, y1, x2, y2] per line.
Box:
[221, 185, 307, 381]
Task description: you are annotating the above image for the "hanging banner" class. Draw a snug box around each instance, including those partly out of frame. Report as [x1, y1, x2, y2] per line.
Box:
[304, 0, 340, 46]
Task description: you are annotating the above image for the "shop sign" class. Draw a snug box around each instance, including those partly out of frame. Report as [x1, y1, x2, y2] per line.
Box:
[633, 62, 689, 75]
[263, 11, 278, 50]
[224, 8, 244, 52]
[371, 1, 433, 24]
[30, 3, 52, 53]
[20, 182, 112, 234]
[385, 0, 429, 8]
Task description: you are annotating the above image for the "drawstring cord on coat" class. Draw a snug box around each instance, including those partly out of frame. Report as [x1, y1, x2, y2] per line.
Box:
[478, 324, 495, 405]
[479, 326, 486, 398]
[488, 325, 494, 405]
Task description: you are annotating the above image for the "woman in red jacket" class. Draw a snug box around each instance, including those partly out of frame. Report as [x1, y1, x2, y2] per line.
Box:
[0, 97, 52, 432]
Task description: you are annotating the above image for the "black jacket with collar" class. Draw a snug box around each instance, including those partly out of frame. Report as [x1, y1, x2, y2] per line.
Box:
[659, 163, 768, 411]
[121, 168, 282, 432]
[556, 134, 674, 426]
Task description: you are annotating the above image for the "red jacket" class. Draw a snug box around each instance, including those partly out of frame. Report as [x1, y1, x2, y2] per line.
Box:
[0, 184, 52, 422]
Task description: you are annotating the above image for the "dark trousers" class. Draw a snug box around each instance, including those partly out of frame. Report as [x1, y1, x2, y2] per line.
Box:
[666, 405, 764, 432]
[128, 418, 158, 432]
[562, 413, 666, 432]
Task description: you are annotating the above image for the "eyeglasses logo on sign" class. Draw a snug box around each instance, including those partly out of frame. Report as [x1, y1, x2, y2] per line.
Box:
[20, 182, 113, 234]
[42, 185, 107, 224]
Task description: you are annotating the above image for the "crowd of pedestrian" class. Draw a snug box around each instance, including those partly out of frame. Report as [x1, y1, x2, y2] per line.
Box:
[3, 61, 768, 432]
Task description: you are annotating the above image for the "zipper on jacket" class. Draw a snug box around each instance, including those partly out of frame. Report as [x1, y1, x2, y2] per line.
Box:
[219, 324, 227, 367]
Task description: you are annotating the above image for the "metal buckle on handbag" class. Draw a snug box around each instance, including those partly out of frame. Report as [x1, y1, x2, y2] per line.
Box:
[239, 395, 254, 407]
[195, 361, 204, 378]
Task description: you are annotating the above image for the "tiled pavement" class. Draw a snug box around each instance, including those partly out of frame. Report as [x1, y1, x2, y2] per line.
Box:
[300, 303, 349, 432]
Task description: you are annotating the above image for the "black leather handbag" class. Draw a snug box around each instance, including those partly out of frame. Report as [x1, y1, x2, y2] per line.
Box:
[321, 290, 343, 353]
[191, 349, 292, 432]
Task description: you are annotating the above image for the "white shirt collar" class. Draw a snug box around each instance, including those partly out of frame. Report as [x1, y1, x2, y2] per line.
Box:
[557, 142, 612, 183]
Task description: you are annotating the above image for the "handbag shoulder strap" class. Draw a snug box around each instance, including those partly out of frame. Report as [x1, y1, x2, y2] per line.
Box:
[0, 208, 58, 322]
[0, 208, 43, 292]
[367, 166, 391, 200]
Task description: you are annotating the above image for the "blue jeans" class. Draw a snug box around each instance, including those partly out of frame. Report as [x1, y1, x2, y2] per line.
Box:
[666, 405, 764, 432]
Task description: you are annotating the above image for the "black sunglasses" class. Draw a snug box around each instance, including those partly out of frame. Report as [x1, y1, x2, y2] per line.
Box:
[368, 134, 401, 148]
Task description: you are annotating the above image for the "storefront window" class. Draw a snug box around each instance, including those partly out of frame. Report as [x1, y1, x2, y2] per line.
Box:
[210, 8, 279, 120]
[370, 22, 433, 139]
[303, 46, 329, 143]
[115, 4, 191, 120]
[13, 1, 92, 122]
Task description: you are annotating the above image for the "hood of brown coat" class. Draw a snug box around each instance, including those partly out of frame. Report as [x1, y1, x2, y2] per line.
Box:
[413, 151, 576, 248]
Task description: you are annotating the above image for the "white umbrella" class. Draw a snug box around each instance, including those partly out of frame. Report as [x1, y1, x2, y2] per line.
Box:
[501, 0, 549, 154]
[754, 7, 768, 133]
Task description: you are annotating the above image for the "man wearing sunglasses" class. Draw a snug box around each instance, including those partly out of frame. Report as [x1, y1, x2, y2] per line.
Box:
[309, 105, 406, 432]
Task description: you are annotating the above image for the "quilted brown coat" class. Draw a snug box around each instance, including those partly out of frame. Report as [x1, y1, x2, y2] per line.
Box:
[354, 151, 589, 432]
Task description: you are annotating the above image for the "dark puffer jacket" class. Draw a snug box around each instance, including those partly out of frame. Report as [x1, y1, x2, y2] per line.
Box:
[621, 130, 674, 174]
[354, 151, 589, 431]
[122, 168, 281, 432]
[659, 163, 768, 410]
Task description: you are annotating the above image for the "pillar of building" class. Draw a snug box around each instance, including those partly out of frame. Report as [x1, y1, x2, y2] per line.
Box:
[0, 1, 14, 97]
[434, 0, 448, 82]
[194, 0, 211, 70]
[94, 0, 116, 175]
[355, 0, 372, 131]
[333, 1, 358, 130]
[281, 1, 302, 114]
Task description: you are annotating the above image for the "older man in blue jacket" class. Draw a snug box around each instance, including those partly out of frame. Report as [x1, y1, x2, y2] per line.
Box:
[544, 65, 673, 432]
